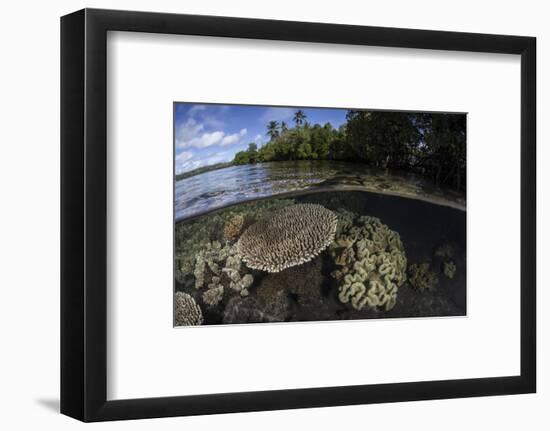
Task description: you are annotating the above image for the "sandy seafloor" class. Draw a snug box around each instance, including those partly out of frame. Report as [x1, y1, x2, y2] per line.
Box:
[175, 190, 466, 325]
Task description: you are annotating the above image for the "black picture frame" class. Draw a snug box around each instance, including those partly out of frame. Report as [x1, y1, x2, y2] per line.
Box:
[61, 8, 536, 422]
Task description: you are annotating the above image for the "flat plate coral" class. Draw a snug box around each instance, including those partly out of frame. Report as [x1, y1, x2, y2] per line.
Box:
[237, 203, 338, 272]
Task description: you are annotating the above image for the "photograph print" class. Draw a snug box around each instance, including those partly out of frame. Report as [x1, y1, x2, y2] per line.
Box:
[174, 103, 466, 326]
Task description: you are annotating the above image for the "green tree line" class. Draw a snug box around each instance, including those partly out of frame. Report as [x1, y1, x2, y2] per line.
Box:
[233, 109, 466, 191]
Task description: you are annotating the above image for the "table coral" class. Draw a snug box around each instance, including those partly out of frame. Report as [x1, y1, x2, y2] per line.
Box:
[237, 203, 338, 272]
[175, 198, 296, 284]
[174, 292, 203, 326]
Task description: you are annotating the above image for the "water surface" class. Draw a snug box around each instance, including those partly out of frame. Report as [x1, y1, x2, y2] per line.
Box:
[175, 161, 465, 221]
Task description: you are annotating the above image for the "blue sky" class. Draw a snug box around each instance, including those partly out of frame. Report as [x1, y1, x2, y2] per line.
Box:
[174, 103, 348, 174]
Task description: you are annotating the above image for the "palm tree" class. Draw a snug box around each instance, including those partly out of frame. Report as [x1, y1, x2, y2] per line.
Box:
[280, 121, 288, 133]
[266, 121, 279, 140]
[293, 110, 307, 127]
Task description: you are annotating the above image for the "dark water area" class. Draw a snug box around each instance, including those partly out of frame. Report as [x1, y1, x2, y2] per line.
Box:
[175, 161, 466, 221]
[175, 189, 466, 325]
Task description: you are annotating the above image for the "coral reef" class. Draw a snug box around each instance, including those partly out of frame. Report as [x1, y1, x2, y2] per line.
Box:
[330, 214, 407, 311]
[408, 262, 438, 292]
[223, 214, 245, 240]
[237, 204, 338, 272]
[175, 198, 296, 283]
[174, 292, 203, 326]
[443, 260, 456, 279]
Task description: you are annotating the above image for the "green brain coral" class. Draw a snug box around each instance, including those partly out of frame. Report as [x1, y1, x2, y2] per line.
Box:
[330, 214, 407, 311]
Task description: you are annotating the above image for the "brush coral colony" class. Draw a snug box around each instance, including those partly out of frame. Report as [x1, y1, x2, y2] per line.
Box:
[174, 197, 464, 326]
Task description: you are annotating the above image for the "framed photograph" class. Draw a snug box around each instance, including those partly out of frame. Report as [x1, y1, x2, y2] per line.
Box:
[61, 8, 536, 422]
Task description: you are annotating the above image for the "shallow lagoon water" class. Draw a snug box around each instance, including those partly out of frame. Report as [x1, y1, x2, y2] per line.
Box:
[175, 189, 466, 325]
[175, 161, 466, 221]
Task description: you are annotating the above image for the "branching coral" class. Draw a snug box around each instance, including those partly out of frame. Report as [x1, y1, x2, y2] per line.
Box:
[408, 262, 438, 292]
[237, 204, 338, 272]
[202, 283, 224, 306]
[229, 273, 253, 296]
[194, 241, 253, 297]
[174, 292, 203, 326]
[330, 214, 407, 311]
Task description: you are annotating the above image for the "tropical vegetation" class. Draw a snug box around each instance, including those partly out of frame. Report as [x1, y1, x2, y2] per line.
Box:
[232, 109, 466, 192]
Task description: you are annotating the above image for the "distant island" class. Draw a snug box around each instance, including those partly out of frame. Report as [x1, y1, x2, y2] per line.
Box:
[176, 109, 466, 192]
[175, 162, 234, 181]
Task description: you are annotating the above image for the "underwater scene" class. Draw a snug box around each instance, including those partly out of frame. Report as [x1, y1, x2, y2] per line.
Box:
[174, 103, 466, 326]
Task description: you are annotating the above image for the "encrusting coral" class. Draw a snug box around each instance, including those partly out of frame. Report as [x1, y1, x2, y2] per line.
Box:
[223, 214, 245, 240]
[174, 291, 203, 326]
[237, 203, 338, 272]
[408, 262, 438, 292]
[330, 214, 407, 311]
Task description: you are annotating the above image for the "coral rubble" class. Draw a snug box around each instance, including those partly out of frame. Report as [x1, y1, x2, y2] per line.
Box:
[330, 214, 407, 311]
[222, 296, 284, 324]
[174, 291, 203, 326]
[237, 204, 338, 272]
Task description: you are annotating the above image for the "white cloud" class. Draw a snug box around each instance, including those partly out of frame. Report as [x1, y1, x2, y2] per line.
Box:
[176, 118, 247, 149]
[220, 129, 247, 146]
[186, 131, 225, 148]
[186, 104, 225, 128]
[176, 118, 204, 148]
[187, 104, 207, 116]
[260, 107, 295, 123]
[202, 115, 224, 129]
[254, 134, 264, 144]
[176, 150, 193, 164]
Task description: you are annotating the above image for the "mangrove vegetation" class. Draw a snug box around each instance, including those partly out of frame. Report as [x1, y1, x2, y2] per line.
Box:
[232, 110, 466, 192]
